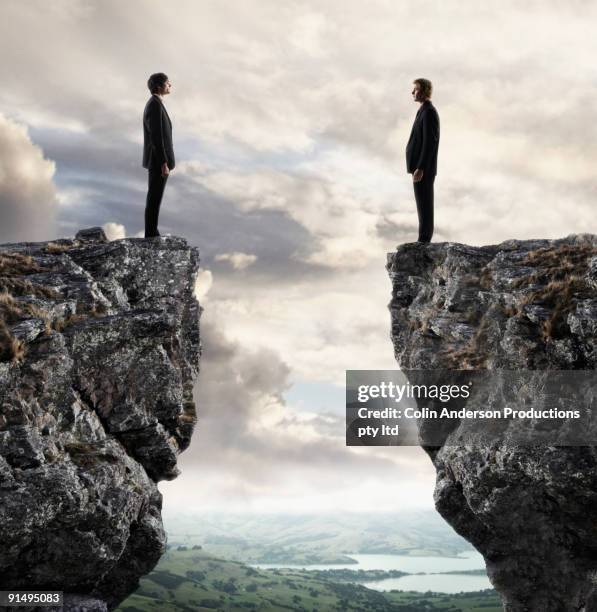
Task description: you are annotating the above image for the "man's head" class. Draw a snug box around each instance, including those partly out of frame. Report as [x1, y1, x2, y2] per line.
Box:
[147, 73, 172, 96]
[412, 78, 432, 103]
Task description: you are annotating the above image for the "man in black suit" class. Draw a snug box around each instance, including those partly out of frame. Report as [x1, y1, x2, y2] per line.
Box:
[405, 78, 440, 243]
[143, 72, 175, 238]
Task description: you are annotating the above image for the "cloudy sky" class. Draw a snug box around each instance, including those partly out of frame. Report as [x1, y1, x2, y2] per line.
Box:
[1, 0, 596, 513]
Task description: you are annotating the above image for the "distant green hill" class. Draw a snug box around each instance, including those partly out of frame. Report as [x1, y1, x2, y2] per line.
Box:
[162, 512, 474, 564]
[116, 548, 501, 612]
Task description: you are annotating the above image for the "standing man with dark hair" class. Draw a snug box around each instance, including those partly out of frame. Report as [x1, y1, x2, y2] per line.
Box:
[143, 72, 175, 238]
[405, 78, 440, 243]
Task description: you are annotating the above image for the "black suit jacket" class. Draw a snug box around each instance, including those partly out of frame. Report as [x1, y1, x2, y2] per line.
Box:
[405, 100, 439, 176]
[143, 95, 175, 170]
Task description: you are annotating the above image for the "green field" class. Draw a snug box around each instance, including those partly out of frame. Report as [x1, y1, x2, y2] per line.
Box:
[116, 548, 502, 612]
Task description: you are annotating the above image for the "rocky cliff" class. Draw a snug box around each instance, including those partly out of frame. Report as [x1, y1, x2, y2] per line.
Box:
[387, 235, 597, 612]
[0, 227, 201, 611]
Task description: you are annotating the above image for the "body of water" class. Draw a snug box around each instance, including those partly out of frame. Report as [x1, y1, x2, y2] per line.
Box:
[255, 550, 493, 593]
[362, 572, 492, 594]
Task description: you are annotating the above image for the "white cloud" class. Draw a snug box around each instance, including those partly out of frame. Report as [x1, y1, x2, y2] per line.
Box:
[193, 268, 213, 301]
[160, 321, 436, 512]
[208, 264, 397, 385]
[0, 113, 58, 243]
[215, 251, 258, 270]
[195, 167, 396, 268]
[102, 221, 126, 241]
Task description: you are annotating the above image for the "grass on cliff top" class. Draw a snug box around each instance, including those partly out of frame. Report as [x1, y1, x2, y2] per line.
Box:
[516, 243, 596, 340]
[0, 251, 44, 276]
[0, 252, 58, 300]
[0, 253, 50, 363]
[0, 321, 24, 362]
[438, 242, 597, 368]
[0, 291, 53, 363]
[116, 548, 501, 612]
[0, 251, 110, 363]
[43, 241, 77, 253]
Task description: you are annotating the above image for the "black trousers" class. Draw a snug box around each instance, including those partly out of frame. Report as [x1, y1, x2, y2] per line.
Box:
[413, 174, 435, 243]
[145, 168, 168, 238]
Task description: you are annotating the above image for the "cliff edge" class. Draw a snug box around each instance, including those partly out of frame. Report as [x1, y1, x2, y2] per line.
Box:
[387, 235, 597, 612]
[0, 227, 201, 610]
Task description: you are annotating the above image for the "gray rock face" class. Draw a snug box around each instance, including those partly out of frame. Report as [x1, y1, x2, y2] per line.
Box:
[0, 228, 201, 610]
[387, 235, 597, 612]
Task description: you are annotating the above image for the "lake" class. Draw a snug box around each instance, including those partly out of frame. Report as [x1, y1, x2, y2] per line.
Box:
[255, 550, 493, 593]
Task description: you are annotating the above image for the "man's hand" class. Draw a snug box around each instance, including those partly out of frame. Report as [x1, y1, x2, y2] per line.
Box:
[161, 162, 170, 177]
[413, 168, 424, 183]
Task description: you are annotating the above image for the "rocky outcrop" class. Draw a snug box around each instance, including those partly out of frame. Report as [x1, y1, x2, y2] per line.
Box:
[0, 228, 201, 610]
[387, 235, 597, 611]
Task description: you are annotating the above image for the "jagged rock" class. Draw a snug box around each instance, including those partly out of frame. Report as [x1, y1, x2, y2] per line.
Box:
[75, 227, 108, 243]
[0, 229, 201, 610]
[387, 235, 597, 612]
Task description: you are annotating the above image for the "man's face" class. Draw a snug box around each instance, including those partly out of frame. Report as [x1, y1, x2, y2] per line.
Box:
[159, 79, 172, 96]
[411, 82, 423, 102]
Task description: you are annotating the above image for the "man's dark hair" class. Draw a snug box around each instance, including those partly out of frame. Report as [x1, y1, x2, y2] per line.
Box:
[147, 73, 169, 94]
[413, 78, 433, 99]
